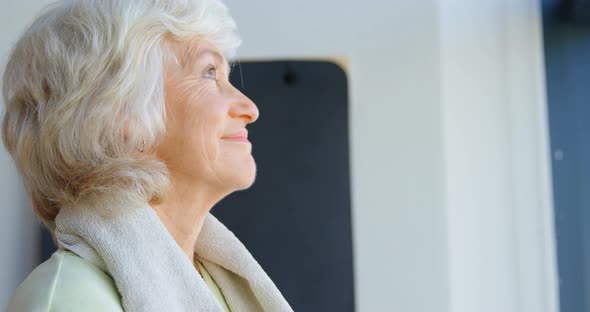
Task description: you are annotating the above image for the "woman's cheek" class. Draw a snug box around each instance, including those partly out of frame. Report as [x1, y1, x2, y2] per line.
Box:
[196, 129, 218, 164]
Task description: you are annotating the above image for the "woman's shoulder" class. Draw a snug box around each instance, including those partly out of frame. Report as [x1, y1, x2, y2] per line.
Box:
[6, 249, 123, 312]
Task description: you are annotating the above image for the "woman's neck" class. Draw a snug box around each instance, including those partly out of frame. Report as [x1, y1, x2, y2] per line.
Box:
[149, 176, 226, 262]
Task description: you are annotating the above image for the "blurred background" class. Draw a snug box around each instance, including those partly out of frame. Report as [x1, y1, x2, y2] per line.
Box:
[2, 0, 590, 311]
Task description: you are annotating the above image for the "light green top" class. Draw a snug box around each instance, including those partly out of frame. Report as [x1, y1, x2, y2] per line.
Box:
[7, 249, 232, 311]
[195, 258, 231, 312]
[7, 249, 124, 311]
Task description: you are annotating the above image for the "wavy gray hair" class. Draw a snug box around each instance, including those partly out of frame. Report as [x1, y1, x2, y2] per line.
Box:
[1, 0, 241, 232]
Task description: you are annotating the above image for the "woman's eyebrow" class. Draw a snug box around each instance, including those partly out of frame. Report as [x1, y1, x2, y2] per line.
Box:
[188, 47, 230, 73]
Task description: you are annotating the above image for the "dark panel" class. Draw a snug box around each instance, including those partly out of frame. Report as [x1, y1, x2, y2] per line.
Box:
[542, 0, 571, 23]
[574, 0, 590, 22]
[543, 2, 590, 311]
[545, 0, 590, 24]
[214, 61, 355, 312]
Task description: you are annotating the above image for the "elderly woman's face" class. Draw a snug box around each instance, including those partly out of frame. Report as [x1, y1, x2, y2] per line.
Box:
[158, 38, 259, 194]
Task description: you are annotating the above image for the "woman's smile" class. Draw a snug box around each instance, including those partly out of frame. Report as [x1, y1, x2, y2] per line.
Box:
[222, 129, 250, 143]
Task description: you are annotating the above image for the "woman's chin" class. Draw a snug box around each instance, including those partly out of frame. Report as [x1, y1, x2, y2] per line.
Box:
[229, 158, 257, 191]
[239, 164, 257, 190]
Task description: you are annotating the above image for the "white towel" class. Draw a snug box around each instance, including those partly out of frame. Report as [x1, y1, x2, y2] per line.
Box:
[54, 199, 293, 312]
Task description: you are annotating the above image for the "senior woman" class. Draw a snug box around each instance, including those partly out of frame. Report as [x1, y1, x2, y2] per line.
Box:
[3, 0, 292, 311]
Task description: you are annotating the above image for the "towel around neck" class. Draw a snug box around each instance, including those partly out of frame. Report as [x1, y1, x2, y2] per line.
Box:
[54, 200, 293, 312]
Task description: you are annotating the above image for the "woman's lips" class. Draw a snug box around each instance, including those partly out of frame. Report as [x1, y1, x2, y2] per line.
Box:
[222, 129, 249, 143]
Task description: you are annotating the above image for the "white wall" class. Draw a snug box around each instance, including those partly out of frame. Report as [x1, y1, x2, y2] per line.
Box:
[439, 0, 559, 311]
[0, 0, 558, 311]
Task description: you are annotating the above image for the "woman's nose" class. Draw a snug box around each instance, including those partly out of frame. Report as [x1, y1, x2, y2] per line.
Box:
[229, 87, 259, 124]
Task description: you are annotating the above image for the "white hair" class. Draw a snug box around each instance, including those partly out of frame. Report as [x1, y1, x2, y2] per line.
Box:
[1, 0, 241, 232]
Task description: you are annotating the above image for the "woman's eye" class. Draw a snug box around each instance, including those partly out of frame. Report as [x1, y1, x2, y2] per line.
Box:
[204, 64, 217, 80]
